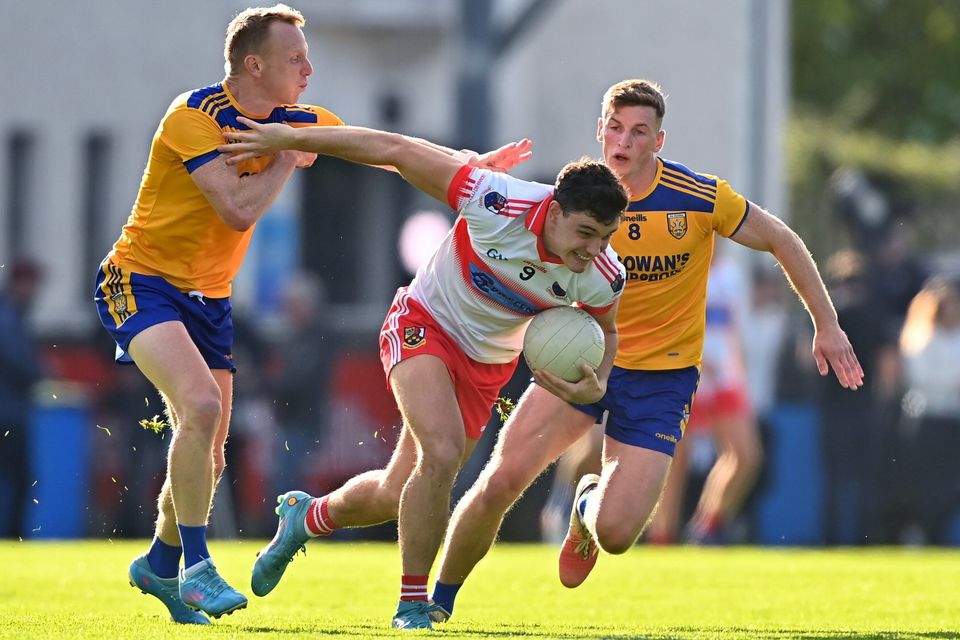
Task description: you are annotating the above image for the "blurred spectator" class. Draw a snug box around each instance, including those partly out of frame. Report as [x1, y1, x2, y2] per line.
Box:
[867, 223, 929, 320]
[888, 275, 960, 544]
[262, 272, 336, 491]
[0, 257, 45, 538]
[223, 304, 276, 537]
[831, 167, 927, 320]
[90, 367, 169, 538]
[818, 250, 901, 544]
[742, 264, 789, 422]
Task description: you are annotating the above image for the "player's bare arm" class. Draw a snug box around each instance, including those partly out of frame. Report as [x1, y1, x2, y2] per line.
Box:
[190, 151, 307, 231]
[367, 137, 532, 175]
[533, 301, 619, 405]
[221, 117, 468, 202]
[730, 203, 865, 390]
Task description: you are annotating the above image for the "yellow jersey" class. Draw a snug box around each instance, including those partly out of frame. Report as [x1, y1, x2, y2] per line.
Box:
[106, 82, 343, 297]
[612, 158, 748, 370]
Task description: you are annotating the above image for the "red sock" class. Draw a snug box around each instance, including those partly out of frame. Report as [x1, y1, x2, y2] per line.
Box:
[400, 574, 429, 601]
[305, 496, 338, 537]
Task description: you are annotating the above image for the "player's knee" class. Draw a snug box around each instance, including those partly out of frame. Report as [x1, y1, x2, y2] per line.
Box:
[594, 516, 641, 555]
[379, 482, 403, 513]
[418, 439, 464, 479]
[475, 464, 529, 509]
[178, 390, 222, 436]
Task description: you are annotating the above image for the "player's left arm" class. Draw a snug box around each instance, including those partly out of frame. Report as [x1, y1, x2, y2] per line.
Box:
[533, 301, 619, 405]
[730, 203, 865, 390]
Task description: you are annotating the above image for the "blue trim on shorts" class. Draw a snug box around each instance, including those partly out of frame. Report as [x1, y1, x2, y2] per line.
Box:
[572, 365, 700, 456]
[93, 266, 236, 372]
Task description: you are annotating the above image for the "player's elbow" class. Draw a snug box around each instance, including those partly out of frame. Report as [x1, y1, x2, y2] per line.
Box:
[378, 131, 410, 166]
[217, 206, 257, 232]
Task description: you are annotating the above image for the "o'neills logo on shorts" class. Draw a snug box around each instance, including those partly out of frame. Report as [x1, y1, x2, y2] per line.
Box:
[655, 432, 678, 444]
[403, 326, 427, 349]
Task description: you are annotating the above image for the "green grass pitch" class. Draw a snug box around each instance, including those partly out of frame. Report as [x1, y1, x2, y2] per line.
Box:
[1, 540, 957, 639]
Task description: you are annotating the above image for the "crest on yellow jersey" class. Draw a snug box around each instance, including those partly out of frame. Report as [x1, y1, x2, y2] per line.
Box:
[667, 212, 687, 239]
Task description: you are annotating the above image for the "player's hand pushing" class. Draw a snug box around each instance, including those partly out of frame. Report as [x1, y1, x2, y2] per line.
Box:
[457, 139, 533, 173]
[533, 363, 605, 405]
[221, 117, 294, 164]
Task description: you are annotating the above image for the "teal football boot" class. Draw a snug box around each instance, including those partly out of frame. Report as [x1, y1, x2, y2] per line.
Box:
[392, 601, 449, 630]
[128, 554, 210, 625]
[178, 558, 248, 618]
[251, 490, 314, 597]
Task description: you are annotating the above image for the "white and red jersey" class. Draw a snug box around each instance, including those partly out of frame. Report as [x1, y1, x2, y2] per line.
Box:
[406, 165, 626, 364]
[699, 255, 750, 392]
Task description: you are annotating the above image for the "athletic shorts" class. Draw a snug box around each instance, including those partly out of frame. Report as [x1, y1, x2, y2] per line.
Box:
[684, 384, 752, 432]
[572, 365, 700, 456]
[94, 261, 235, 372]
[379, 287, 518, 440]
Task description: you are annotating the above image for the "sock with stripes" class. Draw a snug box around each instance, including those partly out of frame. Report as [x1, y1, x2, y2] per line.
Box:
[304, 496, 339, 537]
[400, 574, 429, 601]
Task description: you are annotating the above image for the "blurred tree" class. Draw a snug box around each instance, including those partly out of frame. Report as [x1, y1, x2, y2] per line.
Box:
[793, 0, 960, 143]
[789, 0, 960, 255]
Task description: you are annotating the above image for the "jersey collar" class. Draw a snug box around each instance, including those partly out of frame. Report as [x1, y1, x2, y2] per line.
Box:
[524, 196, 563, 264]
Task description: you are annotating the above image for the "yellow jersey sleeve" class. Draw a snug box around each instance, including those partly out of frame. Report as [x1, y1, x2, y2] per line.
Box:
[160, 107, 224, 165]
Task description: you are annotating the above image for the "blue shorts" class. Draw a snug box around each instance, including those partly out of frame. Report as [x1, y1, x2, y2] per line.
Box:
[94, 262, 235, 372]
[573, 365, 700, 456]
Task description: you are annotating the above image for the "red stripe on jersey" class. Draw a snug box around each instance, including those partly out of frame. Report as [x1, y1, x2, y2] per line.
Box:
[580, 301, 615, 317]
[500, 198, 540, 218]
[447, 165, 476, 210]
[524, 196, 551, 231]
[593, 253, 619, 283]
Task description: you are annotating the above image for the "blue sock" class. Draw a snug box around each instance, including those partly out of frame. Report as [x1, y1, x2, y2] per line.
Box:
[177, 524, 211, 569]
[147, 536, 182, 579]
[577, 489, 593, 519]
[431, 581, 462, 616]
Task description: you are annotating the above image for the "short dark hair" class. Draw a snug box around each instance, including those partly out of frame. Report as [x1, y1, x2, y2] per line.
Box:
[554, 158, 628, 226]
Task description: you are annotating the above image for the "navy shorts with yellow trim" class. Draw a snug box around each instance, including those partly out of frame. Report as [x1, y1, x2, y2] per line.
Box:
[94, 262, 235, 372]
[572, 365, 700, 456]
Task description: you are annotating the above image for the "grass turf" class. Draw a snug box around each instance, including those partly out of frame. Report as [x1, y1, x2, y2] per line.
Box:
[0, 540, 958, 639]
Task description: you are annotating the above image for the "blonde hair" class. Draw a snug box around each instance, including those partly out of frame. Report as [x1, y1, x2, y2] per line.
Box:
[601, 79, 667, 124]
[900, 276, 960, 355]
[224, 4, 305, 76]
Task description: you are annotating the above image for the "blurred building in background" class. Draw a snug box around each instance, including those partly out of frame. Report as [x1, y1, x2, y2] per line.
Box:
[0, 0, 787, 334]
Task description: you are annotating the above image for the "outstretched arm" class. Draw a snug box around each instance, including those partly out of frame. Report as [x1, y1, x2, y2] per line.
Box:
[731, 203, 865, 390]
[220, 117, 529, 203]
